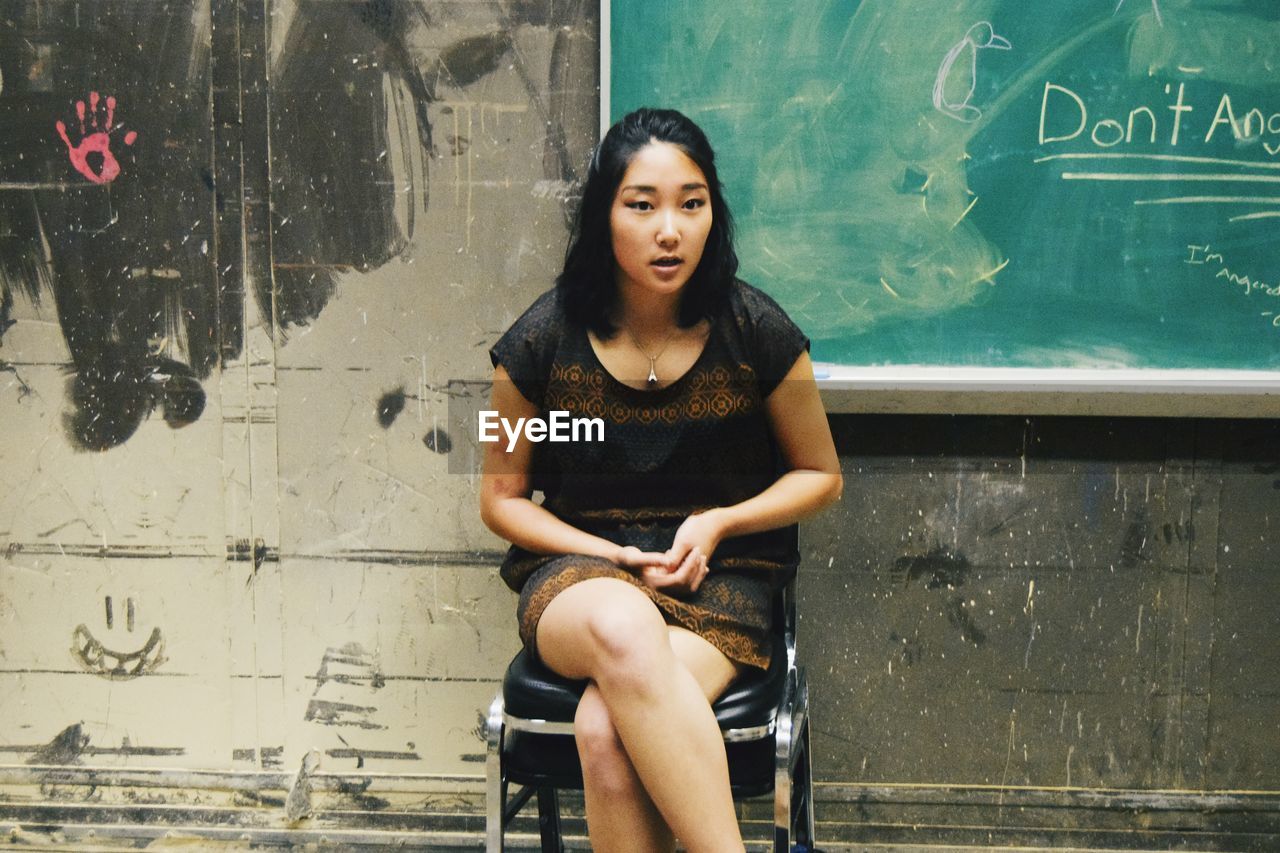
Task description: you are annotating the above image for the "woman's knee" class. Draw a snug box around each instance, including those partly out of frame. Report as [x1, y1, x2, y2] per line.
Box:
[540, 578, 668, 675]
[575, 691, 623, 762]
[575, 692, 637, 793]
[583, 597, 667, 666]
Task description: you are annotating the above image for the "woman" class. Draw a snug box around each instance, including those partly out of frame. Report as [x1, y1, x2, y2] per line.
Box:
[480, 108, 841, 852]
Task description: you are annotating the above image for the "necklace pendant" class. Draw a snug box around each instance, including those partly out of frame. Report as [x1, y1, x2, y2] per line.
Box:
[646, 364, 658, 387]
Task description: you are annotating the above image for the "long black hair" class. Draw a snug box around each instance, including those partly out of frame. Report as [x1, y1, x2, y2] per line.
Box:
[556, 108, 738, 337]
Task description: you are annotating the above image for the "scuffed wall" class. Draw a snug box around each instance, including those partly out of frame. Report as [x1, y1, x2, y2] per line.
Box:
[0, 0, 598, 793]
[1, 1, 1278, 849]
[800, 415, 1280, 847]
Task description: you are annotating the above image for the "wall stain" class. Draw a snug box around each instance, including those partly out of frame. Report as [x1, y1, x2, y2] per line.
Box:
[28, 723, 90, 765]
[1120, 507, 1152, 568]
[944, 597, 987, 647]
[1161, 519, 1195, 544]
[377, 387, 407, 428]
[895, 546, 971, 589]
[423, 426, 452, 453]
[1257, 461, 1280, 489]
[1, 1, 593, 448]
[269, 3, 515, 333]
[0, 4, 216, 450]
[888, 630, 925, 666]
[335, 777, 391, 810]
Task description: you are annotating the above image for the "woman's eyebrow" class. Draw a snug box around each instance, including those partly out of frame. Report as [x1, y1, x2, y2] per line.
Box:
[620, 182, 709, 192]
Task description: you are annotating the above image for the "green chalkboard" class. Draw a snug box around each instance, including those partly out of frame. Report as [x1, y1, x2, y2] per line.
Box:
[610, 0, 1280, 371]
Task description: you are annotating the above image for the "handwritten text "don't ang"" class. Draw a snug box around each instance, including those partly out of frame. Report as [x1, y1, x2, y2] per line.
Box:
[1040, 81, 1280, 155]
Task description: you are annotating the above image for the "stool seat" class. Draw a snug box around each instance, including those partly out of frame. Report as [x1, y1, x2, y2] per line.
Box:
[501, 632, 788, 731]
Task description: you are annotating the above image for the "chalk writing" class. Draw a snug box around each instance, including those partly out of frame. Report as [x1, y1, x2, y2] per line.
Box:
[1185, 243, 1280, 328]
[55, 92, 138, 185]
[933, 22, 1012, 123]
[1039, 81, 1280, 156]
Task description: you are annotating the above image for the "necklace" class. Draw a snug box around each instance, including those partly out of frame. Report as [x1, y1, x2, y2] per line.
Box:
[623, 325, 679, 387]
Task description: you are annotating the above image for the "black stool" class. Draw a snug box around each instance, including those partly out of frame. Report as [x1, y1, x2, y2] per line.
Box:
[484, 579, 815, 852]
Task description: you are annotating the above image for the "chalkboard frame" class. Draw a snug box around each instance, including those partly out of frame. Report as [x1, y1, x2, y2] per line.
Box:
[600, 0, 1280, 418]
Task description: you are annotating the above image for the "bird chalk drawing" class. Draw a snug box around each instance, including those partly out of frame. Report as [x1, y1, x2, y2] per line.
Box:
[932, 22, 1013, 123]
[54, 91, 138, 184]
[1114, 0, 1163, 27]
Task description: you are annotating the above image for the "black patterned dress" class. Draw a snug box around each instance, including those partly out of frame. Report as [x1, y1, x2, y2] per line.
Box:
[487, 279, 810, 670]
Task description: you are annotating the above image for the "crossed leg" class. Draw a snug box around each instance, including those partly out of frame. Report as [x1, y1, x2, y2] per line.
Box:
[536, 577, 746, 853]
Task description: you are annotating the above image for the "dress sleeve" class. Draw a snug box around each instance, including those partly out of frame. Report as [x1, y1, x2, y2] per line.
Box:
[488, 289, 559, 409]
[742, 283, 811, 399]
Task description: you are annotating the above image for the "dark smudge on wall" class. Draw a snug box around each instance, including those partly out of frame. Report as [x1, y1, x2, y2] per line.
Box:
[269, 1, 515, 333]
[0, 0, 596, 449]
[0, 3, 216, 450]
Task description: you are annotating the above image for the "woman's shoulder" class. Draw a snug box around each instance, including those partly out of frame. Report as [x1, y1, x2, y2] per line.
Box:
[508, 286, 565, 331]
[489, 286, 570, 386]
[725, 278, 801, 332]
[721, 279, 810, 396]
[495, 287, 569, 348]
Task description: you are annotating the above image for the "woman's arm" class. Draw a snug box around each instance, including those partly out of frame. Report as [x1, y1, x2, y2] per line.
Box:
[712, 349, 843, 536]
[479, 365, 671, 568]
[644, 351, 841, 591]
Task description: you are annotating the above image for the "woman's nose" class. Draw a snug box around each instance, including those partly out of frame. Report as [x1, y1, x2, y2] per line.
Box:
[656, 210, 679, 245]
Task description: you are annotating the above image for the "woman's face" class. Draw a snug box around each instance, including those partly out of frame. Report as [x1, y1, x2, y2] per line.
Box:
[609, 141, 713, 304]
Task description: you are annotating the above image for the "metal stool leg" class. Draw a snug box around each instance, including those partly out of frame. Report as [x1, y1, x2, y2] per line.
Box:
[485, 694, 506, 852]
[774, 674, 796, 853]
[536, 786, 564, 852]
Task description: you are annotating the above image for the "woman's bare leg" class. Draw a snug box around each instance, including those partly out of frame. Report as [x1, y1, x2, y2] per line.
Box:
[536, 577, 746, 853]
[575, 684, 674, 852]
[574, 626, 742, 852]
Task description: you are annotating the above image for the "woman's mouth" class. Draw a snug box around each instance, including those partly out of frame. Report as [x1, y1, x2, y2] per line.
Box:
[652, 257, 682, 268]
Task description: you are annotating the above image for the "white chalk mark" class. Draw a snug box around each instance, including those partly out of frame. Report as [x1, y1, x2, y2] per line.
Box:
[1229, 211, 1280, 222]
[951, 195, 980, 229]
[1062, 172, 1280, 184]
[1134, 196, 1280, 206]
[996, 711, 1017, 815]
[1176, 65, 1203, 74]
[970, 257, 1009, 286]
[0, 182, 78, 190]
[880, 278, 901, 299]
[932, 22, 1012, 123]
[1115, 0, 1163, 27]
[1135, 604, 1144, 653]
[1035, 152, 1280, 172]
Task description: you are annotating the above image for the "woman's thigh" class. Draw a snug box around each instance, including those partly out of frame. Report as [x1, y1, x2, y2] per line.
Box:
[666, 625, 743, 702]
[535, 576, 667, 680]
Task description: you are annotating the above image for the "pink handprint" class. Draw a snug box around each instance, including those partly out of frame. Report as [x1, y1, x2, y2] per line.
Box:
[55, 91, 138, 184]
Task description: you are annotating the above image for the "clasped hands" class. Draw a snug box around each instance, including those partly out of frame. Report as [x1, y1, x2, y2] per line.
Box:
[614, 510, 724, 595]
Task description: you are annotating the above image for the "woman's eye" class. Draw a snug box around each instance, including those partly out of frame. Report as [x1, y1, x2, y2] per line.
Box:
[626, 201, 652, 211]
[683, 198, 707, 210]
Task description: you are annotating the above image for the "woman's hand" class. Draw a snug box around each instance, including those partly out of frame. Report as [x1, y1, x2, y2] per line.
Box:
[640, 510, 725, 595]
[615, 545, 674, 572]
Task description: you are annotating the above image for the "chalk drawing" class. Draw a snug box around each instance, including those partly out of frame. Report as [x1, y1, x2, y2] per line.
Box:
[55, 92, 138, 184]
[933, 22, 1012, 123]
[72, 621, 166, 681]
[1114, 0, 1163, 27]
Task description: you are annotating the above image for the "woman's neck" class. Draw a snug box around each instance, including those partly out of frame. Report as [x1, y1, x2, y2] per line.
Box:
[612, 287, 682, 341]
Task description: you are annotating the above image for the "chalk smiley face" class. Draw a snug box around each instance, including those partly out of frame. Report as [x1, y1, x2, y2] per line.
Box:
[72, 595, 166, 680]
